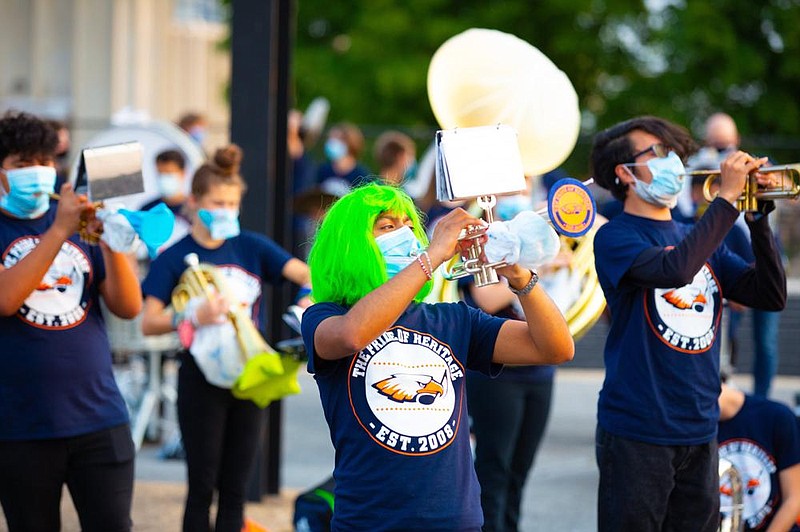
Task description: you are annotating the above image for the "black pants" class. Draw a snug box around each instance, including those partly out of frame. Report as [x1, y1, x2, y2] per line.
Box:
[595, 426, 719, 532]
[178, 351, 264, 532]
[467, 377, 554, 532]
[0, 424, 134, 532]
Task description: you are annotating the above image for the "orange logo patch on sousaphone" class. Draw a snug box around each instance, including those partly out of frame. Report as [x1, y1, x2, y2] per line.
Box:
[547, 177, 596, 237]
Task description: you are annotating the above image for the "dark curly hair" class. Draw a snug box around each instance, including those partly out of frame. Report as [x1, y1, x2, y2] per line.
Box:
[0, 111, 59, 165]
[590, 116, 698, 202]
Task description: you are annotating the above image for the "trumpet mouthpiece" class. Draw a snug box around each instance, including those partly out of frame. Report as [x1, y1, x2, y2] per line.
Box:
[184, 253, 200, 267]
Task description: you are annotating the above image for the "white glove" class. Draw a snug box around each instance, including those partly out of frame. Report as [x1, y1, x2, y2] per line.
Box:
[484, 211, 560, 269]
[96, 208, 140, 254]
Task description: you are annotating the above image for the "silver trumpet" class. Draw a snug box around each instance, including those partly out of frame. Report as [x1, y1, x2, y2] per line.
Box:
[442, 195, 507, 287]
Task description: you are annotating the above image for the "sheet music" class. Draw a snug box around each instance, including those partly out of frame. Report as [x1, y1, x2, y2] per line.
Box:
[81, 141, 145, 202]
[435, 124, 526, 201]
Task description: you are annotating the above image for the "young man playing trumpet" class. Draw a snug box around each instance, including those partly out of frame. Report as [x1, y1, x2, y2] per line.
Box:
[0, 111, 142, 531]
[590, 115, 786, 532]
[301, 183, 574, 531]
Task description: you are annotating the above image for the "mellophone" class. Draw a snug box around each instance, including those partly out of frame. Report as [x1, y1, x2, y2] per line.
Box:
[171, 253, 278, 364]
[169, 254, 306, 407]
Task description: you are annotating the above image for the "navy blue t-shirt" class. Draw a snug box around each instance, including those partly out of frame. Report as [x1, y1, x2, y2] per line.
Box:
[314, 161, 372, 188]
[594, 210, 750, 445]
[0, 205, 129, 440]
[302, 301, 504, 531]
[141, 231, 292, 330]
[718, 395, 800, 531]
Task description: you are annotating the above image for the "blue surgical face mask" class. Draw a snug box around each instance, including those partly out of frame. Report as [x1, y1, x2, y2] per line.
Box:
[495, 194, 533, 221]
[324, 138, 348, 162]
[157, 173, 183, 198]
[629, 151, 686, 209]
[198, 208, 240, 240]
[189, 126, 207, 145]
[375, 225, 422, 279]
[0, 165, 57, 218]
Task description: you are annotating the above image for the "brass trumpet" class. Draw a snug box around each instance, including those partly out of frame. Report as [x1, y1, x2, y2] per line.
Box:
[171, 253, 278, 363]
[695, 163, 800, 212]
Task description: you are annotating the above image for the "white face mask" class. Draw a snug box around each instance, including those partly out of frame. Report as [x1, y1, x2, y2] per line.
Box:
[157, 173, 183, 198]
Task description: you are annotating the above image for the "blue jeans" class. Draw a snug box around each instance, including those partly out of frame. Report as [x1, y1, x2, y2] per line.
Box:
[752, 309, 780, 397]
[467, 377, 554, 532]
[727, 307, 780, 397]
[595, 426, 719, 532]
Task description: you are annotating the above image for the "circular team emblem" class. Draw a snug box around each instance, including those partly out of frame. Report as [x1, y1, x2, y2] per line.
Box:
[645, 263, 721, 353]
[3, 237, 93, 329]
[719, 440, 776, 529]
[547, 177, 596, 237]
[348, 327, 463, 456]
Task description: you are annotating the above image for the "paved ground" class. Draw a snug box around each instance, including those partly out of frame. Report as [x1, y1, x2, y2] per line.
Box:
[3, 368, 799, 531]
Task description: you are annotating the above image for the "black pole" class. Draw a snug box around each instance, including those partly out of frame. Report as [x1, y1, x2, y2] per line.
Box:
[230, 0, 295, 499]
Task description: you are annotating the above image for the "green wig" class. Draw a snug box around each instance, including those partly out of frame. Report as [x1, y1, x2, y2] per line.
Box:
[308, 183, 432, 306]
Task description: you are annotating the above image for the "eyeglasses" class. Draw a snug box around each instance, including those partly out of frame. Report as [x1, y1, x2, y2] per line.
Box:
[630, 143, 670, 162]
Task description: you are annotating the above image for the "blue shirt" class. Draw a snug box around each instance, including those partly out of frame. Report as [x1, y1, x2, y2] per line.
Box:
[594, 212, 749, 445]
[142, 231, 292, 330]
[0, 205, 129, 440]
[302, 301, 504, 531]
[718, 395, 800, 531]
[314, 161, 372, 188]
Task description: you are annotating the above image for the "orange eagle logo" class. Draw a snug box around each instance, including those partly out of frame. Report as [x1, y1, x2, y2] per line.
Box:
[373, 373, 446, 405]
[661, 286, 707, 312]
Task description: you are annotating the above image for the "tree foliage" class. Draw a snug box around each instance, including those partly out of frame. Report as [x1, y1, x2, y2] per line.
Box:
[292, 0, 800, 168]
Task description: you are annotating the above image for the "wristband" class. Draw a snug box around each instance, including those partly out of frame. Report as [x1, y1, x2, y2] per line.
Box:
[508, 270, 539, 296]
[297, 285, 312, 299]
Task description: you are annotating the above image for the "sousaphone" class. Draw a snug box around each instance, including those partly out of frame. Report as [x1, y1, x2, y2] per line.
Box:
[426, 28, 606, 339]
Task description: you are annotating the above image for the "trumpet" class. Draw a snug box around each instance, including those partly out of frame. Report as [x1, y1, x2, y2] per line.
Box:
[48, 192, 104, 244]
[695, 163, 800, 212]
[442, 195, 505, 286]
[171, 253, 277, 363]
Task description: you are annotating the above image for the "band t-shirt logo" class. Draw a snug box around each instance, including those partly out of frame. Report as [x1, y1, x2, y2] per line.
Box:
[645, 262, 721, 353]
[3, 237, 92, 329]
[719, 439, 776, 529]
[350, 327, 463, 455]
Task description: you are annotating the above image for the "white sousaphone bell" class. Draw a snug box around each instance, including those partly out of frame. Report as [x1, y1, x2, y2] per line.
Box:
[427, 27, 606, 340]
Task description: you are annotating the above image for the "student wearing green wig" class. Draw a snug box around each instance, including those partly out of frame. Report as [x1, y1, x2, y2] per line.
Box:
[301, 183, 574, 531]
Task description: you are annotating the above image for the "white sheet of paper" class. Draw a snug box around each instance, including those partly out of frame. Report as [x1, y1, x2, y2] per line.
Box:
[435, 124, 526, 201]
